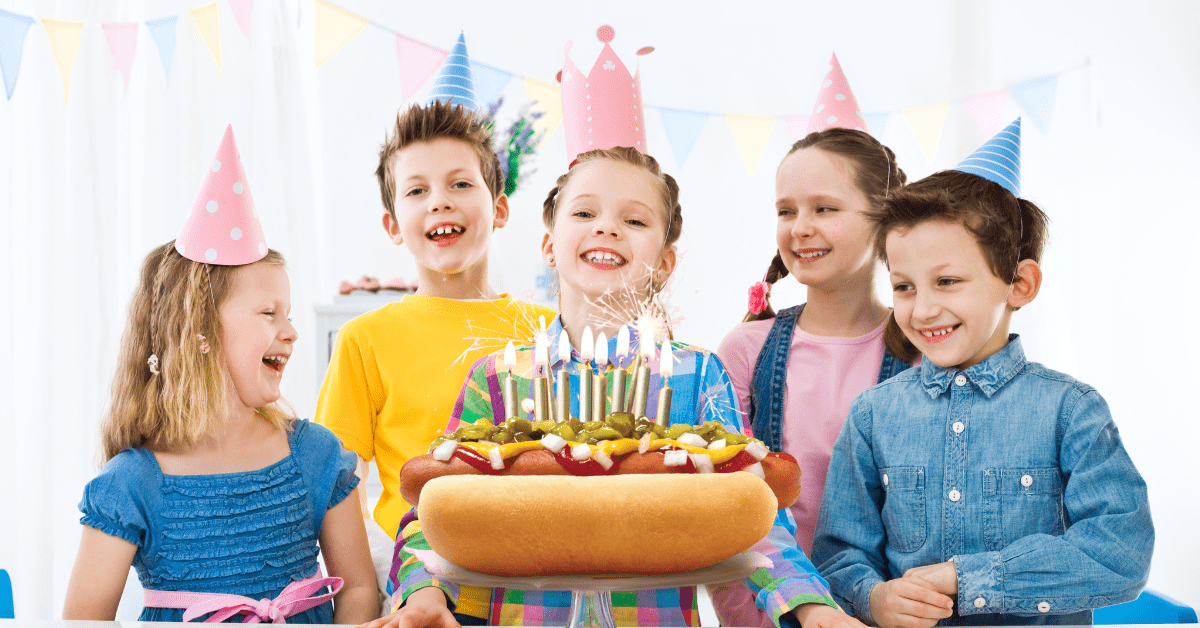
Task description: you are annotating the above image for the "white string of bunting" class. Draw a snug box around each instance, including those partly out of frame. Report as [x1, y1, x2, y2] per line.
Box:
[0, 0, 1084, 176]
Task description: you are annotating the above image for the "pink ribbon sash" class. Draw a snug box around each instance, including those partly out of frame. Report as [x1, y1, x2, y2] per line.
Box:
[143, 568, 343, 623]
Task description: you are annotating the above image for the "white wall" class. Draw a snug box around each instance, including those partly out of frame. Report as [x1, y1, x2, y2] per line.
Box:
[1, 0, 1196, 618]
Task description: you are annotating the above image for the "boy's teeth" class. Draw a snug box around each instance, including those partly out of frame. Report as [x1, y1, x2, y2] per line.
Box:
[922, 327, 954, 337]
[428, 225, 464, 236]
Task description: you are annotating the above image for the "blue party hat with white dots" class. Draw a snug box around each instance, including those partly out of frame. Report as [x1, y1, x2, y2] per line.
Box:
[426, 32, 478, 110]
[954, 117, 1021, 197]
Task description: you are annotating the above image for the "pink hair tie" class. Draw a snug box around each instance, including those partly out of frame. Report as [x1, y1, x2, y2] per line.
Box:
[747, 281, 771, 315]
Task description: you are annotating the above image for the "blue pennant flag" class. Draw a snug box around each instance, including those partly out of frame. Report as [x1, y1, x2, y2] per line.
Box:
[470, 59, 514, 110]
[1011, 75, 1057, 133]
[656, 106, 710, 168]
[863, 111, 890, 137]
[0, 9, 35, 100]
[954, 117, 1021, 197]
[427, 32, 477, 110]
[145, 16, 178, 85]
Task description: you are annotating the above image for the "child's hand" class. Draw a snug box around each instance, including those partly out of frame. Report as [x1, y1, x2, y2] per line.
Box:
[903, 561, 958, 597]
[868, 577, 954, 628]
[357, 587, 460, 628]
[792, 602, 868, 628]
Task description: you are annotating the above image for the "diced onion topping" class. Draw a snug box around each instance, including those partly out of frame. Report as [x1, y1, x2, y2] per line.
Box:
[541, 433, 568, 453]
[487, 445, 505, 470]
[744, 462, 766, 480]
[663, 449, 689, 467]
[707, 438, 727, 450]
[571, 443, 592, 461]
[638, 432, 652, 454]
[745, 441, 769, 461]
[432, 439, 459, 462]
[592, 449, 613, 470]
[688, 453, 715, 474]
[676, 433, 708, 448]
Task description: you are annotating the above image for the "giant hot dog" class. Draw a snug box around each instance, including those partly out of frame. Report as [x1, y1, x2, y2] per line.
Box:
[401, 412, 801, 509]
[418, 473, 778, 576]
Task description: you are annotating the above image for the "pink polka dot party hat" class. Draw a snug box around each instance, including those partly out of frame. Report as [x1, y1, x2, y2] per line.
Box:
[806, 52, 869, 134]
[175, 124, 267, 265]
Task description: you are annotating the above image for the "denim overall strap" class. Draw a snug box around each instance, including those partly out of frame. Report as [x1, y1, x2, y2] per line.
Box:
[877, 346, 916, 382]
[748, 304, 803, 452]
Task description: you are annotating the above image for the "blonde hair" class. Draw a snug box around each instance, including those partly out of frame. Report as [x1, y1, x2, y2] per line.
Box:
[101, 242, 292, 461]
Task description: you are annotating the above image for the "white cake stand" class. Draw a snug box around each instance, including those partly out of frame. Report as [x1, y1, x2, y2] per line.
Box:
[420, 551, 769, 628]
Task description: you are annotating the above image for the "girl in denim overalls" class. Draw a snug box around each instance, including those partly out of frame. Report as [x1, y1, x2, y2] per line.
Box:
[713, 121, 915, 625]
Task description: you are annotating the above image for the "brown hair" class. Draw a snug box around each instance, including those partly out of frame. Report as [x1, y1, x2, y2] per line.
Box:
[375, 100, 504, 219]
[100, 243, 292, 461]
[869, 170, 1049, 361]
[745, 128, 907, 322]
[541, 147, 683, 248]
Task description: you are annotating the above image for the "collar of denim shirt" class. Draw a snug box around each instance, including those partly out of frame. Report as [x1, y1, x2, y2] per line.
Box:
[920, 333, 1027, 399]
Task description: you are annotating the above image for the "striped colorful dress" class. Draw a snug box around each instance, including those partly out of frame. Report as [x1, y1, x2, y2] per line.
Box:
[390, 317, 838, 627]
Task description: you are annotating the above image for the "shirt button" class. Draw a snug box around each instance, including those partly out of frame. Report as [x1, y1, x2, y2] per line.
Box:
[952, 421, 965, 434]
[1038, 601, 1051, 613]
[974, 596, 987, 608]
[954, 374, 967, 386]
[882, 473, 889, 487]
[948, 489, 961, 502]
[1021, 474, 1034, 488]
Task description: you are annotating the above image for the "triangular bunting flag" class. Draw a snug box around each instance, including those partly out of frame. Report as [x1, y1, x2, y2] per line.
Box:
[101, 22, 138, 93]
[902, 102, 949, 163]
[471, 59, 514, 108]
[393, 34, 446, 101]
[863, 111, 890, 137]
[657, 106, 710, 167]
[229, 0, 253, 40]
[145, 16, 177, 84]
[963, 90, 1008, 139]
[1011, 75, 1057, 133]
[524, 77, 562, 148]
[190, 2, 221, 75]
[40, 18, 84, 105]
[725, 114, 776, 177]
[314, 0, 368, 67]
[782, 115, 810, 141]
[0, 9, 35, 100]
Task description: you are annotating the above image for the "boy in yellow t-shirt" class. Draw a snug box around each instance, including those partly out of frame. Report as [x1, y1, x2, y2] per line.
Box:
[315, 58, 553, 610]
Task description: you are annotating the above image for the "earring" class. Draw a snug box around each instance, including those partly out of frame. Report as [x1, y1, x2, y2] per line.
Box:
[548, 255, 555, 265]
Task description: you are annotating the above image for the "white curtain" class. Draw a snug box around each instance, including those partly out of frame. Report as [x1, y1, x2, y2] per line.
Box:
[2, 0, 1198, 619]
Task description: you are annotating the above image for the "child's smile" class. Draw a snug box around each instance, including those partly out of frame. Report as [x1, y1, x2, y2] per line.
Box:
[219, 261, 297, 410]
[581, 247, 627, 270]
[886, 220, 1015, 370]
[425, 221, 466, 247]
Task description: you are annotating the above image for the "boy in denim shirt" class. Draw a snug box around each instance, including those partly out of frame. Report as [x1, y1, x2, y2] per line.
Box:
[812, 120, 1153, 626]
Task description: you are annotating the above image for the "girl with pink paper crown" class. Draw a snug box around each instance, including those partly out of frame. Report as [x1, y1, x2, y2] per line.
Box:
[369, 28, 864, 628]
[711, 54, 916, 627]
[62, 126, 377, 624]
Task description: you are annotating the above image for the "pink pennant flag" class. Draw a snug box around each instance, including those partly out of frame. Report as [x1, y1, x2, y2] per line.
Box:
[228, 0, 253, 39]
[782, 115, 811, 141]
[394, 34, 447, 101]
[101, 22, 138, 92]
[963, 90, 1008, 139]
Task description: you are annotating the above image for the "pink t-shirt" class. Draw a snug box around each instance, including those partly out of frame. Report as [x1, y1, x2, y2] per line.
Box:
[717, 315, 888, 554]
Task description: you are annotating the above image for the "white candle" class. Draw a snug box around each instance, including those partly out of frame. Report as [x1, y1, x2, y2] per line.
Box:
[656, 341, 674, 426]
[631, 319, 655, 419]
[556, 331, 571, 423]
[579, 327, 594, 423]
[503, 341, 519, 421]
[613, 325, 630, 412]
[593, 332, 608, 421]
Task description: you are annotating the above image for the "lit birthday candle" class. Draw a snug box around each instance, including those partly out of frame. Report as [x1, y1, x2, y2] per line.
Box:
[533, 332, 551, 423]
[556, 331, 572, 423]
[656, 341, 674, 426]
[593, 332, 608, 421]
[503, 341, 519, 421]
[612, 325, 630, 412]
[631, 319, 655, 419]
[578, 327, 594, 423]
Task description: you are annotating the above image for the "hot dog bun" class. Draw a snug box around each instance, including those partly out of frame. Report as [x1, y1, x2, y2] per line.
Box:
[418, 473, 777, 576]
[401, 449, 800, 509]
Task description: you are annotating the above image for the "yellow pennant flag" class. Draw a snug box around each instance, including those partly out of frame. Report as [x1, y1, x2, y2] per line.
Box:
[524, 78, 562, 148]
[40, 19, 83, 105]
[902, 102, 950, 163]
[190, 2, 221, 75]
[314, 0, 369, 67]
[725, 114, 777, 177]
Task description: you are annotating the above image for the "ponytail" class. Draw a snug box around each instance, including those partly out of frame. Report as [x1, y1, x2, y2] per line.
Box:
[742, 252, 791, 322]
